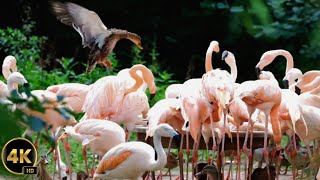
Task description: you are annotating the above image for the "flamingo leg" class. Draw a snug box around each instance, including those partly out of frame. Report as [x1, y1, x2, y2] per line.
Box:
[226, 151, 234, 180]
[248, 121, 254, 180]
[55, 146, 62, 180]
[167, 137, 173, 180]
[82, 145, 89, 175]
[179, 134, 185, 180]
[263, 114, 271, 180]
[53, 149, 57, 179]
[242, 117, 251, 180]
[192, 126, 202, 180]
[186, 132, 190, 180]
[61, 138, 72, 180]
[220, 109, 227, 180]
[91, 154, 96, 177]
[209, 113, 217, 164]
[236, 127, 241, 180]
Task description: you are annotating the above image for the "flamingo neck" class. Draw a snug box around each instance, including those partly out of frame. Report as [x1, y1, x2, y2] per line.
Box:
[205, 47, 214, 72]
[7, 78, 18, 93]
[226, 60, 237, 82]
[274, 50, 294, 74]
[126, 64, 155, 95]
[125, 67, 144, 95]
[149, 134, 167, 170]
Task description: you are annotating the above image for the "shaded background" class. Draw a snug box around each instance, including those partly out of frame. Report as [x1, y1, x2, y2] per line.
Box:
[0, 0, 320, 84]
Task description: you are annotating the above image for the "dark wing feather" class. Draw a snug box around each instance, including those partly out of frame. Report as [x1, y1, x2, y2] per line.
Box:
[51, 1, 108, 47]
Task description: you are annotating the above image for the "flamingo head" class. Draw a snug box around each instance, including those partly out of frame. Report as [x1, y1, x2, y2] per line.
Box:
[282, 68, 303, 89]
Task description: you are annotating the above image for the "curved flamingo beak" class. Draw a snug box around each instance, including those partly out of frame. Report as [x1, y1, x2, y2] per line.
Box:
[221, 50, 229, 61]
[295, 86, 301, 95]
[149, 93, 156, 100]
[282, 80, 289, 89]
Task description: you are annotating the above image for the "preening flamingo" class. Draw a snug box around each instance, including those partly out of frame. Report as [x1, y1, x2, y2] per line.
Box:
[82, 64, 156, 119]
[93, 123, 179, 180]
[110, 89, 150, 140]
[61, 119, 126, 175]
[117, 68, 147, 92]
[51, 1, 143, 72]
[146, 98, 184, 137]
[46, 83, 90, 113]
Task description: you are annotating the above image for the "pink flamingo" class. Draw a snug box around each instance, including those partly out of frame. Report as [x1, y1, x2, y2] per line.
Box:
[2, 55, 18, 80]
[110, 89, 150, 140]
[255, 49, 294, 78]
[82, 64, 156, 119]
[234, 79, 282, 180]
[117, 68, 147, 92]
[146, 98, 184, 138]
[202, 47, 235, 178]
[146, 98, 184, 178]
[60, 119, 126, 176]
[0, 55, 19, 99]
[46, 83, 90, 114]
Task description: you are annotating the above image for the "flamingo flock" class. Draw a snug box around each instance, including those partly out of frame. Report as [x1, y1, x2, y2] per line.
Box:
[1, 3, 320, 178]
[3, 39, 320, 180]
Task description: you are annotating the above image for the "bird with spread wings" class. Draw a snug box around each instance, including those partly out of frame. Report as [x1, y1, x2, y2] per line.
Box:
[51, 2, 143, 72]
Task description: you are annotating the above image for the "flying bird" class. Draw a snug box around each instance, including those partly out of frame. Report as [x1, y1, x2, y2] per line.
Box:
[51, 1, 143, 72]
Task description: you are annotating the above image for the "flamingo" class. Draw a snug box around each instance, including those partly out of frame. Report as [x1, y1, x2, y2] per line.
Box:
[146, 98, 184, 137]
[0, 55, 19, 99]
[202, 47, 235, 178]
[255, 49, 294, 78]
[233, 79, 282, 179]
[92, 123, 179, 180]
[294, 71, 320, 94]
[165, 84, 182, 99]
[61, 119, 126, 176]
[110, 89, 150, 140]
[2, 55, 18, 80]
[255, 49, 320, 94]
[46, 83, 90, 114]
[145, 98, 184, 177]
[179, 41, 221, 177]
[117, 68, 147, 92]
[82, 64, 156, 119]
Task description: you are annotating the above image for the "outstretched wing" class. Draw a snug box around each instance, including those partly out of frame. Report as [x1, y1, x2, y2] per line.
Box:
[51, 1, 108, 47]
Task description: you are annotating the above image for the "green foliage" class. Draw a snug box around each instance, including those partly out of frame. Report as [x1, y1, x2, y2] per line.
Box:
[0, 85, 69, 177]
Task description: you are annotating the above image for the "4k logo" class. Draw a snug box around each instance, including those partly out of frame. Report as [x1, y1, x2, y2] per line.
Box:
[1, 138, 37, 175]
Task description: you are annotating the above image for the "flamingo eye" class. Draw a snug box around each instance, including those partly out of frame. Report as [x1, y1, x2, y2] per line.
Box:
[209, 101, 213, 105]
